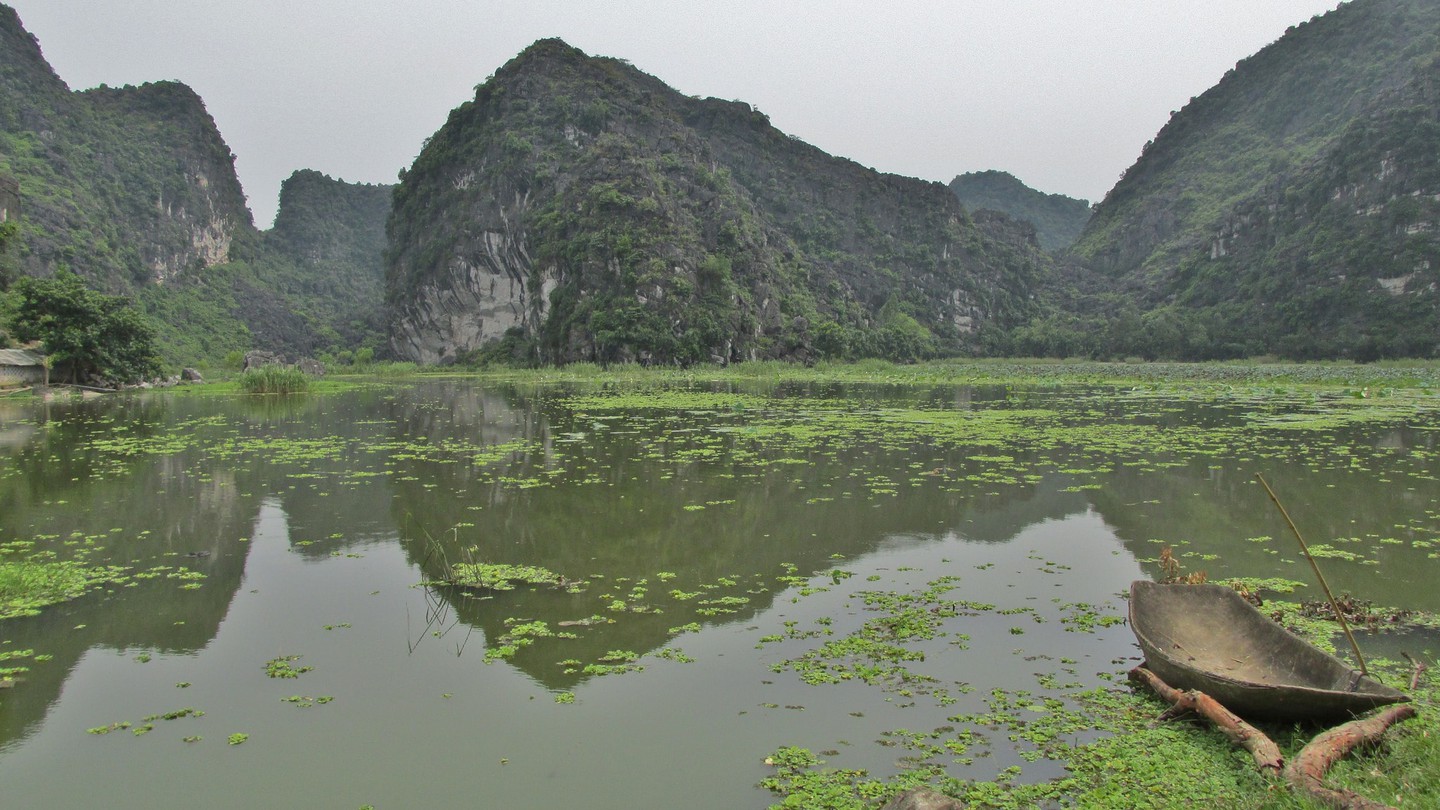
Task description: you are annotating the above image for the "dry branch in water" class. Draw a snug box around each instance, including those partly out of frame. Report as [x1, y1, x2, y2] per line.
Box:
[1128, 666, 1284, 776]
[1401, 652, 1427, 692]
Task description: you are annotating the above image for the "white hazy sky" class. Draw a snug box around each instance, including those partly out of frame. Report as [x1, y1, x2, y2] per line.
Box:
[11, 1, 1341, 228]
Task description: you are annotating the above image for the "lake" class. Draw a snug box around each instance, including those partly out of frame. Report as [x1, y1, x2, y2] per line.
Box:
[0, 377, 1436, 807]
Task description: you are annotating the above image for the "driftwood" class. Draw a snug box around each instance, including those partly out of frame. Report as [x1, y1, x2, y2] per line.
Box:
[1283, 704, 1418, 810]
[1401, 652, 1428, 692]
[1133, 664, 1421, 809]
[1129, 666, 1283, 776]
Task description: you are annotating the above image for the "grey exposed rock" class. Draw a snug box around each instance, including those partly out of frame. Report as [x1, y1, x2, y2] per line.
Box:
[295, 357, 326, 376]
[181, 367, 203, 382]
[243, 350, 285, 370]
[879, 788, 967, 810]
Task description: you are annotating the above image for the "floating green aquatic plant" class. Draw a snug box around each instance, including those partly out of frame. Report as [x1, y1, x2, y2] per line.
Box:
[445, 562, 567, 591]
[264, 656, 313, 679]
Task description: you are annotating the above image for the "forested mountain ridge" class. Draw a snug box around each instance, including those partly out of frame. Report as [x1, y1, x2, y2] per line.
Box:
[1065, 0, 1440, 359]
[386, 39, 1052, 365]
[0, 5, 391, 363]
[133, 169, 393, 362]
[9, 1, 1440, 367]
[255, 170, 392, 353]
[949, 170, 1091, 251]
[0, 5, 250, 291]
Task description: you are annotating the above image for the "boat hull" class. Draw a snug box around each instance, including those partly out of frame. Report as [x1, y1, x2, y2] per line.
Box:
[1129, 581, 1409, 721]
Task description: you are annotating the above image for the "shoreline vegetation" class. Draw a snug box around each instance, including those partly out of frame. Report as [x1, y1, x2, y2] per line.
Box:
[442, 357, 1440, 389]
[90, 356, 1440, 396]
[13, 356, 1440, 400]
[0, 359, 1435, 807]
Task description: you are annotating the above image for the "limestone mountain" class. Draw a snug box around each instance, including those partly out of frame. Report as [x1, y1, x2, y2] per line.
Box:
[0, 4, 391, 362]
[138, 169, 393, 361]
[385, 39, 1052, 365]
[949, 170, 1091, 251]
[0, 5, 250, 290]
[250, 170, 393, 353]
[1068, 0, 1440, 359]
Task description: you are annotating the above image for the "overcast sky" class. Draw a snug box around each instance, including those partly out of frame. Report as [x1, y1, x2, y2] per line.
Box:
[11, 1, 1341, 228]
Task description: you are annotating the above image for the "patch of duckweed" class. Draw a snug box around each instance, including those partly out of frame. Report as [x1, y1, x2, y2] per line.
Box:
[773, 577, 980, 698]
[0, 556, 129, 620]
[86, 707, 204, 738]
[281, 695, 333, 708]
[264, 656, 313, 679]
[1055, 602, 1126, 633]
[444, 562, 569, 592]
[484, 619, 555, 662]
[0, 648, 50, 682]
[582, 650, 644, 677]
[762, 598, 1440, 809]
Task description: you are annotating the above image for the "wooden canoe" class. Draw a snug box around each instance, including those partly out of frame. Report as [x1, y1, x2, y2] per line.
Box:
[1129, 580, 1410, 721]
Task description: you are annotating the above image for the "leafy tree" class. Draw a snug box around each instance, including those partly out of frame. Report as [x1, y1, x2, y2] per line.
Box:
[5, 270, 162, 383]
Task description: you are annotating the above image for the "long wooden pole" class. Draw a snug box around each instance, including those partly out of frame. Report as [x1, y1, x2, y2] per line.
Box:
[1255, 473, 1367, 677]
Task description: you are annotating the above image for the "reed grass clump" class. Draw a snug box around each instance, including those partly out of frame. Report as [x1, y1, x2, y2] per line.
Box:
[238, 365, 310, 394]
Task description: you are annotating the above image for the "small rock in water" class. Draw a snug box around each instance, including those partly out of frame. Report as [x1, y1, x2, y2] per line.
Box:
[880, 789, 967, 810]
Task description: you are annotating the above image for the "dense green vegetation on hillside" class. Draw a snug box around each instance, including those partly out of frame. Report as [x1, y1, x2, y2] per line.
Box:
[129, 169, 393, 366]
[949, 170, 1091, 251]
[0, 6, 391, 369]
[388, 39, 1050, 366]
[8, 0, 1440, 368]
[0, 219, 15, 286]
[1066, 0, 1440, 361]
[391, 4, 1440, 366]
[0, 5, 252, 291]
[246, 170, 392, 355]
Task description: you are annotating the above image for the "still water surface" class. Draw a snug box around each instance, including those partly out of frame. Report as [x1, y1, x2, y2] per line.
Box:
[0, 380, 1436, 807]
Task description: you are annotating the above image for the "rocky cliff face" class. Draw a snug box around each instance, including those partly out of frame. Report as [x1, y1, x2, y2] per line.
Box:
[0, 6, 396, 364]
[78, 81, 251, 283]
[0, 4, 251, 290]
[386, 39, 1051, 365]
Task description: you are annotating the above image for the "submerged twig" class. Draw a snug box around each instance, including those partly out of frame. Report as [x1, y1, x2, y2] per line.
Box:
[407, 585, 462, 655]
[1401, 652, 1428, 691]
[454, 623, 475, 657]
